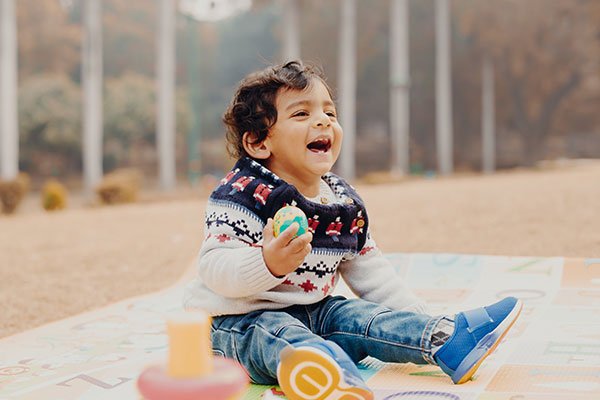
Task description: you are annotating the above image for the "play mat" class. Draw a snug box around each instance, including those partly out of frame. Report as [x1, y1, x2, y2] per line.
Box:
[1, 253, 599, 399]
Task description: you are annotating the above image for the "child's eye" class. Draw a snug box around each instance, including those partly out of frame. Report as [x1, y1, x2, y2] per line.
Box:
[292, 111, 309, 117]
[326, 111, 337, 118]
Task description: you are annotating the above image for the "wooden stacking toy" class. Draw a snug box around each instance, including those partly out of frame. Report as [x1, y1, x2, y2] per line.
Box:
[137, 310, 249, 400]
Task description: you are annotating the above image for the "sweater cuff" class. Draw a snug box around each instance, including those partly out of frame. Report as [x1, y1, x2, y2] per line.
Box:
[238, 249, 285, 293]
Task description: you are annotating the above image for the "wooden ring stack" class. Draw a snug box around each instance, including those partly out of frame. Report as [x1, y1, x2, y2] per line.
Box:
[137, 311, 249, 400]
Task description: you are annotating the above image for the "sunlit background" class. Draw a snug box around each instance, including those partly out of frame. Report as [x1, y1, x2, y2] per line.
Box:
[0, 0, 598, 198]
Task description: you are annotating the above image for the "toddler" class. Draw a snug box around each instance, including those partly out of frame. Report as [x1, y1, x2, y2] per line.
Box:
[184, 60, 522, 400]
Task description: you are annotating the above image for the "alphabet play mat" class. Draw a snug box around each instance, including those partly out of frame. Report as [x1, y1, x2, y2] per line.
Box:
[1, 253, 599, 399]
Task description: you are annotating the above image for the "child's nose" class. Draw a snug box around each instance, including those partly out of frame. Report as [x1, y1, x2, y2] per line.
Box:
[313, 113, 331, 128]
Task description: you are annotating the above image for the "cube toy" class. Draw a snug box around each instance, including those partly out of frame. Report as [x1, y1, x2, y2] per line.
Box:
[273, 206, 308, 238]
[137, 311, 248, 400]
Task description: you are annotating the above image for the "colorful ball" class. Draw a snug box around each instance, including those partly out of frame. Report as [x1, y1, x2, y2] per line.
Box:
[273, 206, 308, 238]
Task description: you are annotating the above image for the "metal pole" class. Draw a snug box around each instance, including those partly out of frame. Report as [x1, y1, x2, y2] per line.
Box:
[157, 0, 176, 190]
[482, 54, 495, 173]
[0, 0, 19, 180]
[338, 0, 356, 181]
[82, 0, 103, 192]
[435, 0, 453, 175]
[186, 18, 202, 185]
[390, 0, 410, 176]
[283, 0, 300, 61]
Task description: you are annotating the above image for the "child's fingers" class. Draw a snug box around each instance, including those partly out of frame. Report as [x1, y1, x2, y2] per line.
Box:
[291, 242, 311, 260]
[291, 232, 312, 250]
[289, 233, 312, 254]
[276, 222, 299, 245]
[303, 242, 312, 255]
[263, 218, 274, 244]
[302, 232, 313, 243]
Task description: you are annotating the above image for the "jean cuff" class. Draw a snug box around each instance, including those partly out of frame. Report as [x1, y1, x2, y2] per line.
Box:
[420, 314, 445, 365]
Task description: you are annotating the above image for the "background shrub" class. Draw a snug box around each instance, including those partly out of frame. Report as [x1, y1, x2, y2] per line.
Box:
[41, 179, 67, 211]
[95, 168, 142, 205]
[0, 173, 30, 214]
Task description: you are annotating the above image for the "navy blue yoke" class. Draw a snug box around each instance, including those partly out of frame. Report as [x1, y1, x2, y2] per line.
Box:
[210, 157, 370, 254]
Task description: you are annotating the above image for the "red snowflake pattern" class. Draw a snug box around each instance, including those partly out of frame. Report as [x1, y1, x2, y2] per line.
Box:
[299, 280, 317, 292]
[216, 234, 231, 243]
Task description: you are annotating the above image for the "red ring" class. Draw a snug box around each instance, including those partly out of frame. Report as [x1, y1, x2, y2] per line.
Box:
[137, 358, 249, 400]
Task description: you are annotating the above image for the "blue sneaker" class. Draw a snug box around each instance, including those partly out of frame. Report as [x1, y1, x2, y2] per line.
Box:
[277, 340, 373, 400]
[434, 296, 523, 384]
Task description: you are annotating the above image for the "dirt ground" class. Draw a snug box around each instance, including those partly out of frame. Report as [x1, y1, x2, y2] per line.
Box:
[1, 160, 599, 339]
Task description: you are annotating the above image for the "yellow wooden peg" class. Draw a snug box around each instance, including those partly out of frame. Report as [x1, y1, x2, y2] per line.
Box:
[166, 310, 212, 378]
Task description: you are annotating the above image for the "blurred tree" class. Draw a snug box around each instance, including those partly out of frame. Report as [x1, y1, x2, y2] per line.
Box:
[104, 73, 156, 146]
[101, 0, 158, 78]
[12, 0, 600, 180]
[103, 73, 190, 172]
[209, 4, 279, 130]
[455, 0, 599, 166]
[297, 0, 447, 174]
[553, 1, 600, 136]
[18, 74, 82, 176]
[16, 0, 81, 80]
[299, 0, 394, 174]
[179, 3, 279, 175]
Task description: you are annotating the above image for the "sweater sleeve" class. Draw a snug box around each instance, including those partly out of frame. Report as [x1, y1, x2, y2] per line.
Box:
[338, 231, 430, 314]
[196, 201, 285, 298]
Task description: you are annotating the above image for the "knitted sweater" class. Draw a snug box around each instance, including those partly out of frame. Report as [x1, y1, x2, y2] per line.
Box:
[183, 157, 427, 316]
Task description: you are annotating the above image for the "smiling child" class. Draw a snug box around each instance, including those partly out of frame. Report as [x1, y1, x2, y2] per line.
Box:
[184, 61, 522, 400]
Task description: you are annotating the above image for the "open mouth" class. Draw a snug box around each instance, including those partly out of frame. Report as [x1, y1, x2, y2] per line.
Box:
[307, 138, 332, 153]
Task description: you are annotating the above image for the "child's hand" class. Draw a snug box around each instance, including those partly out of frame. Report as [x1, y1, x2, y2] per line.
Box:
[262, 218, 313, 277]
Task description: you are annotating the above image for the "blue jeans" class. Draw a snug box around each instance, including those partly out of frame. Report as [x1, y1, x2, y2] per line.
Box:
[211, 295, 442, 384]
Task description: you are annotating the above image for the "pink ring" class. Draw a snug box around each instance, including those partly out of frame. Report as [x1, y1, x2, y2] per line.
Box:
[137, 358, 249, 400]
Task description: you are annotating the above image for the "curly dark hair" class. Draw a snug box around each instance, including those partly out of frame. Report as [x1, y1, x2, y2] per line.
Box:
[223, 60, 332, 160]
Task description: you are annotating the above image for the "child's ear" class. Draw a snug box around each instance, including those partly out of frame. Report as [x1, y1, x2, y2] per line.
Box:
[242, 131, 271, 160]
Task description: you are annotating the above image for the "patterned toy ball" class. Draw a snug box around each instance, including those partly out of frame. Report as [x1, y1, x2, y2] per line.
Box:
[273, 206, 308, 238]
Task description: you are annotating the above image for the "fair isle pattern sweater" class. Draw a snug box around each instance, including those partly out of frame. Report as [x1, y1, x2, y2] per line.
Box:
[183, 157, 427, 316]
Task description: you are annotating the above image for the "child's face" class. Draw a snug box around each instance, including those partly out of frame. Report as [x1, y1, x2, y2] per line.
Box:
[262, 79, 343, 187]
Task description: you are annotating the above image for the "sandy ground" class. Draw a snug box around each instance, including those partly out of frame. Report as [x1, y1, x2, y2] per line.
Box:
[1, 160, 599, 339]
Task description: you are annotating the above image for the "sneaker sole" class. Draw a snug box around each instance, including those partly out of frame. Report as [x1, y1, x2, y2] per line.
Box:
[277, 346, 374, 400]
[453, 299, 523, 384]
